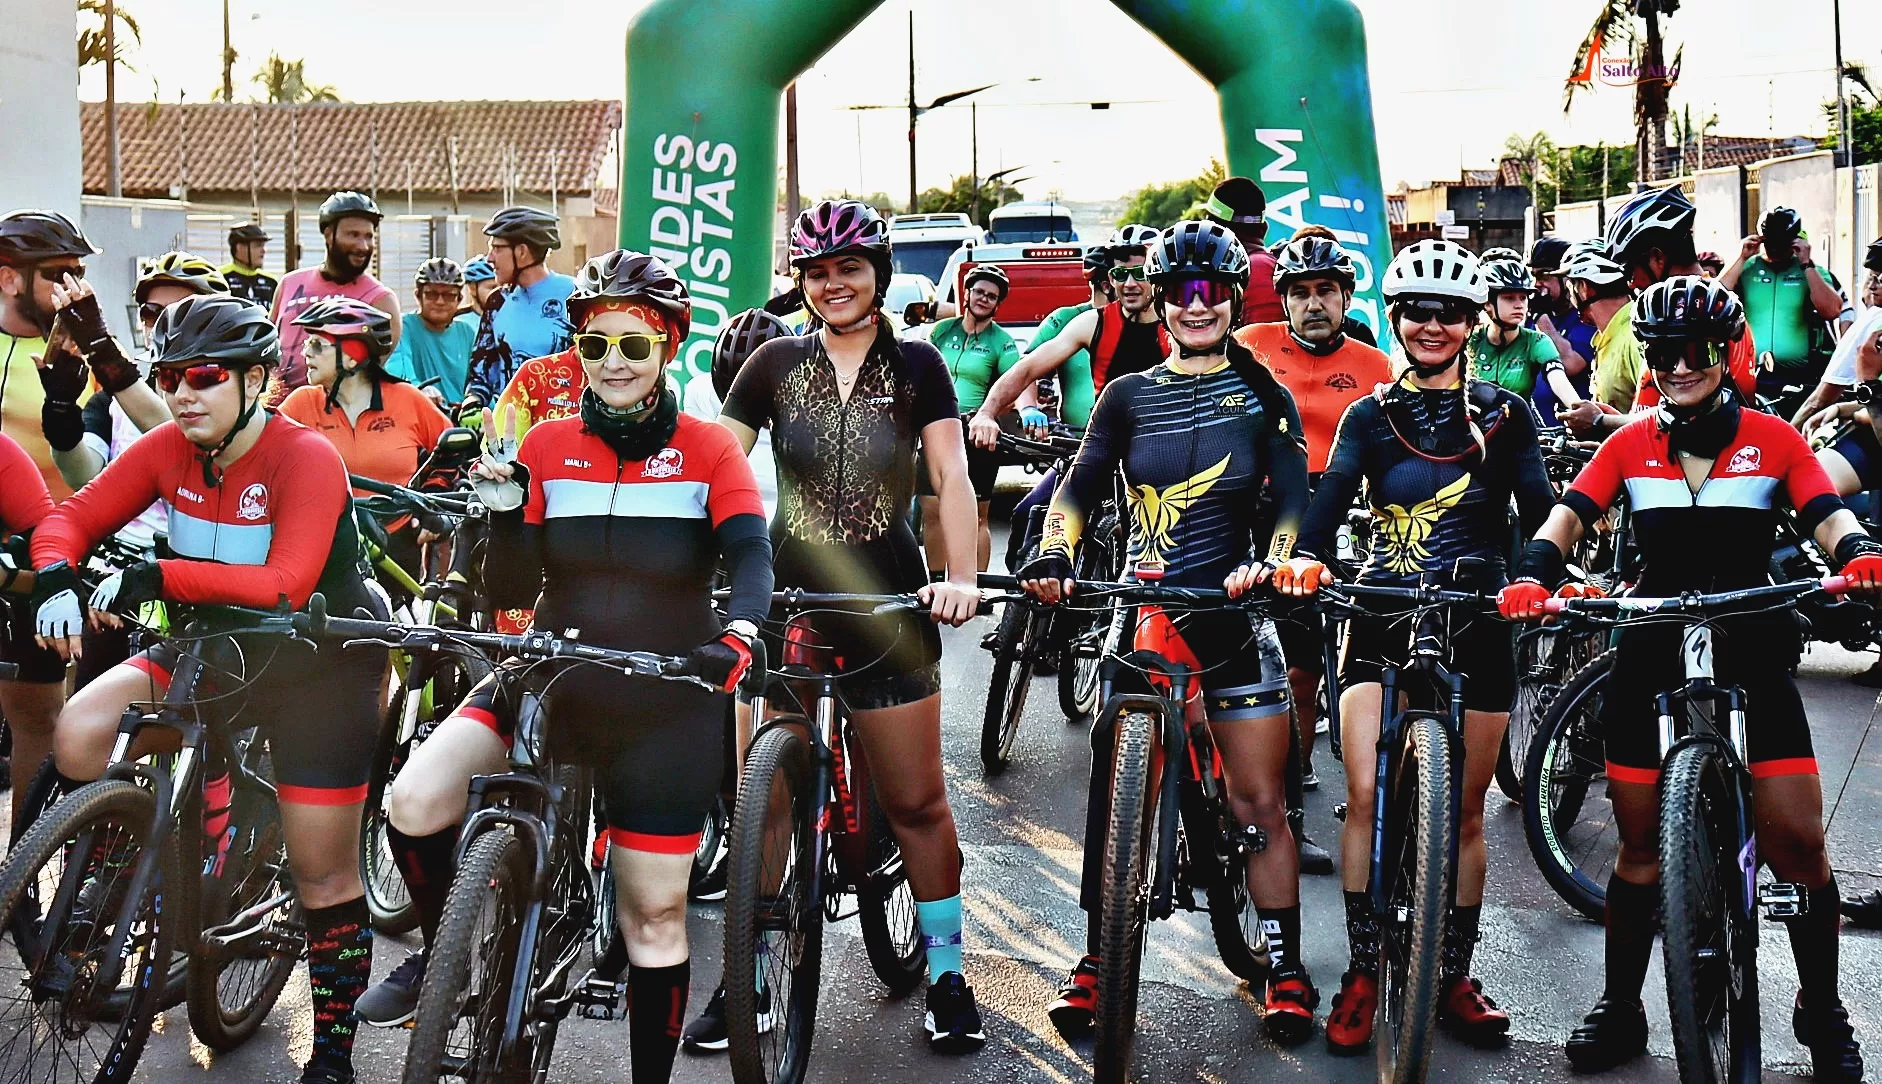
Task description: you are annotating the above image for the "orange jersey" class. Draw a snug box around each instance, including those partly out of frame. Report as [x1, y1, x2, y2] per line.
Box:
[1632, 327, 1759, 411]
[492, 349, 584, 442]
[1233, 323, 1393, 474]
[277, 378, 452, 494]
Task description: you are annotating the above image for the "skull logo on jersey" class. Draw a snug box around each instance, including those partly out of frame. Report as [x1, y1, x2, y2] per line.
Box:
[1726, 446, 1762, 475]
[237, 483, 269, 521]
[642, 448, 685, 479]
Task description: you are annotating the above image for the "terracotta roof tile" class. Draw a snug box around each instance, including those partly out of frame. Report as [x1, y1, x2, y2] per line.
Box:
[80, 100, 621, 198]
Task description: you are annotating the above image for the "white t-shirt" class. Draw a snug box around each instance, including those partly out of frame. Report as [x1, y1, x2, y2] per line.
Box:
[1822, 306, 1882, 386]
[681, 375, 778, 522]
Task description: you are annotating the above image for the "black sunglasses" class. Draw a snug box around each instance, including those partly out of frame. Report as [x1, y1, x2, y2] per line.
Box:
[1396, 298, 1476, 327]
[1644, 339, 1726, 373]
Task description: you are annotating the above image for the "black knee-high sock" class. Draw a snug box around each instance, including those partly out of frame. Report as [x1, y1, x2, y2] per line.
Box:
[388, 824, 455, 948]
[1788, 878, 1844, 1011]
[306, 896, 373, 1071]
[629, 959, 691, 1084]
[1603, 874, 1659, 1003]
[1344, 891, 1379, 977]
[1442, 904, 1483, 980]
[1259, 904, 1305, 978]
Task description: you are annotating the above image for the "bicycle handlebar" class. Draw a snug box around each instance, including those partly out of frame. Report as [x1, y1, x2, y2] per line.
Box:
[1540, 576, 1846, 617]
[993, 430, 1082, 462]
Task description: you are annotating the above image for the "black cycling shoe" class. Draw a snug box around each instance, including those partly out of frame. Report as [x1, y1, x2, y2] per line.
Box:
[1565, 997, 1648, 1074]
[299, 1061, 355, 1084]
[1843, 888, 1882, 929]
[1793, 991, 1865, 1083]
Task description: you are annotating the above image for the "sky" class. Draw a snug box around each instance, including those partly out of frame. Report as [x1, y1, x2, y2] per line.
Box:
[78, 0, 1881, 202]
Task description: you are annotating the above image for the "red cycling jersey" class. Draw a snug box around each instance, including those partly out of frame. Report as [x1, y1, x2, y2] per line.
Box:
[33, 415, 362, 611]
[0, 431, 53, 538]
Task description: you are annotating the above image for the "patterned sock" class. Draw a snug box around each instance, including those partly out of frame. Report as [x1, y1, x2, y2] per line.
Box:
[387, 824, 455, 947]
[305, 896, 373, 1072]
[1787, 879, 1844, 1011]
[1443, 904, 1483, 980]
[1603, 874, 1659, 1003]
[1343, 891, 1379, 977]
[1258, 904, 1303, 977]
[202, 773, 233, 875]
[628, 959, 690, 1084]
[915, 895, 965, 982]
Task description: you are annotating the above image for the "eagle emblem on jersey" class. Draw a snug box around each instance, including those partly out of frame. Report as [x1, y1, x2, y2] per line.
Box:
[1376, 473, 1471, 574]
[1128, 454, 1231, 578]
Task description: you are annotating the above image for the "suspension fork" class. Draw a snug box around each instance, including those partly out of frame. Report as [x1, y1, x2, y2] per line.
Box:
[1367, 664, 1404, 914]
[1149, 669, 1192, 922]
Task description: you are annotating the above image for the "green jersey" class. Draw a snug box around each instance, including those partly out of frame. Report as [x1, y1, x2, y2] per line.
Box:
[1737, 255, 1839, 370]
[1467, 325, 1560, 399]
[1030, 302, 1096, 427]
[929, 316, 1020, 413]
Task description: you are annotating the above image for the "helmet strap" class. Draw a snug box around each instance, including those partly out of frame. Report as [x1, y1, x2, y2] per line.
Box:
[199, 371, 265, 489]
[1286, 324, 1346, 356]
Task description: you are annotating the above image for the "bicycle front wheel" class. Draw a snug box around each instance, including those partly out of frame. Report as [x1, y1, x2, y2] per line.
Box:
[1522, 650, 1616, 921]
[1058, 526, 1116, 725]
[725, 721, 823, 1084]
[856, 782, 925, 996]
[1661, 742, 1761, 1084]
[401, 830, 530, 1084]
[980, 599, 1036, 775]
[1376, 712, 1455, 1084]
[0, 780, 177, 1084]
[1094, 711, 1158, 1084]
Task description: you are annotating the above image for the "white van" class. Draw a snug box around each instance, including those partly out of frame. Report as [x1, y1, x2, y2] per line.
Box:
[888, 213, 984, 287]
[985, 201, 1079, 244]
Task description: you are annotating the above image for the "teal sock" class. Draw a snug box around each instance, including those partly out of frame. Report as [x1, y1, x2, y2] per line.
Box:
[915, 895, 965, 982]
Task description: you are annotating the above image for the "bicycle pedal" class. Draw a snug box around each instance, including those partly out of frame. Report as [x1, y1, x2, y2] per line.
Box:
[1332, 802, 1348, 822]
[1071, 636, 1103, 659]
[574, 975, 625, 1020]
[1758, 882, 1807, 920]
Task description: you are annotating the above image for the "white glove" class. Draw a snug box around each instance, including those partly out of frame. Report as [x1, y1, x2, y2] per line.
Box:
[90, 571, 125, 613]
[473, 407, 527, 512]
[35, 589, 83, 642]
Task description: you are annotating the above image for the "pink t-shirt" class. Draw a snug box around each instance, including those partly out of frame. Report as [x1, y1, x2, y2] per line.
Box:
[272, 267, 395, 390]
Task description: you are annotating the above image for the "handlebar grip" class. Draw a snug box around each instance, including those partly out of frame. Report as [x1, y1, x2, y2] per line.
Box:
[1822, 574, 1849, 594]
[1541, 598, 1566, 615]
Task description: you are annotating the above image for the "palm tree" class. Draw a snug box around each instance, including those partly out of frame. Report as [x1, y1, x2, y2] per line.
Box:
[253, 53, 340, 104]
[1502, 131, 1557, 211]
[76, 0, 140, 70]
[1666, 105, 1718, 173]
[1564, 1, 1682, 182]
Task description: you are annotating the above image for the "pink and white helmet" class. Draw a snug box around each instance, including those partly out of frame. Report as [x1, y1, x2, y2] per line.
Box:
[290, 296, 394, 359]
[789, 199, 891, 268]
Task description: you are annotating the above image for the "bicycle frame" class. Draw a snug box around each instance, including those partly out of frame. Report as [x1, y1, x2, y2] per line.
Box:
[1367, 605, 1469, 916]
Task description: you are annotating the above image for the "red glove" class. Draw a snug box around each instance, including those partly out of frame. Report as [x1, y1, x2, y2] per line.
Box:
[1497, 579, 1551, 621]
[1840, 553, 1882, 592]
[682, 632, 753, 693]
[1556, 582, 1607, 600]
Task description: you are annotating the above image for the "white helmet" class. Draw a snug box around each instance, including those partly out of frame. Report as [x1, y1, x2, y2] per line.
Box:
[1381, 239, 1487, 304]
[1560, 239, 1627, 286]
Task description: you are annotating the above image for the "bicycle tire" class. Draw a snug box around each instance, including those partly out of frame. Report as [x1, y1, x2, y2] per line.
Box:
[689, 795, 729, 899]
[1182, 784, 1266, 983]
[0, 780, 177, 1084]
[857, 782, 925, 996]
[725, 722, 823, 1084]
[361, 686, 418, 935]
[1058, 527, 1114, 725]
[1499, 633, 1548, 803]
[400, 830, 530, 1084]
[1660, 742, 1761, 1084]
[1376, 712, 1454, 1084]
[980, 600, 1035, 775]
[1093, 711, 1157, 1084]
[1522, 649, 1617, 921]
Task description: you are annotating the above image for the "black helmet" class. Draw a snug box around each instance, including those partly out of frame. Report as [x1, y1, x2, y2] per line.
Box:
[963, 263, 1010, 299]
[1866, 236, 1882, 275]
[1632, 275, 1746, 344]
[0, 209, 99, 266]
[290, 296, 396, 361]
[1272, 236, 1356, 292]
[1480, 247, 1524, 265]
[567, 248, 691, 341]
[414, 257, 465, 288]
[136, 251, 228, 304]
[1759, 205, 1803, 244]
[1106, 223, 1161, 258]
[1146, 220, 1250, 288]
[317, 190, 382, 231]
[484, 206, 561, 252]
[1604, 184, 1696, 264]
[151, 294, 281, 368]
[1203, 177, 1267, 228]
[228, 222, 269, 245]
[1528, 236, 1571, 273]
[1083, 245, 1114, 277]
[1482, 259, 1537, 295]
[711, 308, 793, 400]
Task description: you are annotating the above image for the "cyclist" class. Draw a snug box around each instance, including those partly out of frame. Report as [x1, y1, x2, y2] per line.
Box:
[358, 251, 772, 1084]
[273, 191, 400, 392]
[1797, 238, 1882, 440]
[387, 257, 478, 406]
[462, 254, 501, 317]
[1203, 176, 1284, 324]
[1527, 236, 1599, 426]
[923, 263, 1019, 574]
[1233, 235, 1391, 831]
[1720, 206, 1845, 418]
[1556, 240, 1640, 433]
[1024, 220, 1319, 1044]
[28, 293, 389, 1084]
[1497, 276, 1878, 1081]
[278, 296, 451, 577]
[220, 221, 279, 309]
[1276, 239, 1554, 1055]
[1470, 257, 1589, 416]
[461, 206, 575, 421]
[716, 198, 986, 1051]
[1282, 225, 1378, 348]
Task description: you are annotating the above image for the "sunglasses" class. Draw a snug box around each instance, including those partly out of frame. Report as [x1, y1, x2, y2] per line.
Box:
[154, 363, 236, 393]
[1108, 265, 1149, 283]
[1645, 339, 1726, 373]
[33, 264, 86, 282]
[138, 300, 167, 324]
[417, 288, 460, 303]
[573, 331, 669, 363]
[1397, 298, 1476, 327]
[1160, 278, 1237, 309]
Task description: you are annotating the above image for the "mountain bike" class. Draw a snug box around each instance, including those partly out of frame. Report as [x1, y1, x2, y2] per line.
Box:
[1543, 576, 1847, 1084]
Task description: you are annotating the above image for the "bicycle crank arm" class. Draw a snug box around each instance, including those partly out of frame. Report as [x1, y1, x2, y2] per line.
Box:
[199, 923, 305, 961]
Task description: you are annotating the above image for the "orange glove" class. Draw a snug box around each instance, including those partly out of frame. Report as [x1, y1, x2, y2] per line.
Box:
[1555, 582, 1607, 600]
[1497, 579, 1551, 621]
[1271, 558, 1334, 597]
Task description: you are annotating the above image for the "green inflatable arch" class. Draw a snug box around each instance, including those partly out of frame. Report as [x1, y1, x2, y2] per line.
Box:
[622, 0, 1390, 385]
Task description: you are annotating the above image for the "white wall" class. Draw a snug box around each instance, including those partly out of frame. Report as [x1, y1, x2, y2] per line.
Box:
[1552, 199, 1606, 244]
[1690, 166, 1745, 262]
[1760, 152, 1839, 275]
[0, 0, 82, 215]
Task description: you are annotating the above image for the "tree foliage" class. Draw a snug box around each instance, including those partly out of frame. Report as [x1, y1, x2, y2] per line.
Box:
[252, 54, 340, 104]
[1117, 159, 1226, 230]
[916, 175, 1025, 227]
[1501, 134, 1637, 218]
[77, 0, 141, 70]
[1563, 0, 1681, 181]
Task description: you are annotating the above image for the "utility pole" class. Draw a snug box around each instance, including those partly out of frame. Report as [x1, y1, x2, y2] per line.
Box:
[1833, 0, 1849, 168]
[906, 11, 917, 215]
[785, 82, 801, 224]
[970, 101, 979, 226]
[105, 0, 121, 197]
[222, 0, 236, 102]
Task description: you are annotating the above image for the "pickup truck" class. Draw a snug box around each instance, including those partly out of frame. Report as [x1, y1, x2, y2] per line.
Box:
[914, 240, 1095, 344]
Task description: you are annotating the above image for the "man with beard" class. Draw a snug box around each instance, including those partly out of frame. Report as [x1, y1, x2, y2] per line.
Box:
[273, 190, 401, 391]
[0, 209, 100, 498]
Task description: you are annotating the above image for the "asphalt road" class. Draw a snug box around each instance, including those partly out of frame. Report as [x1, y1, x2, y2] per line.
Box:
[12, 535, 1882, 1083]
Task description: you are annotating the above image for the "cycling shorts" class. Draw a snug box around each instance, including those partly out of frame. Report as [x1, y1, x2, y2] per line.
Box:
[1600, 622, 1817, 784]
[452, 659, 725, 848]
[767, 533, 943, 711]
[1, 598, 68, 685]
[1273, 606, 1327, 677]
[1124, 605, 1290, 721]
[1339, 601, 1515, 714]
[916, 443, 1001, 502]
[1827, 423, 1882, 492]
[125, 618, 388, 804]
